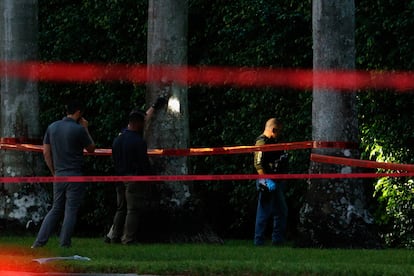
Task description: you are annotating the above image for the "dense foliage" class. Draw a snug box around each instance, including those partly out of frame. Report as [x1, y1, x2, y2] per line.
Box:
[38, 0, 149, 235]
[37, 1, 414, 246]
[356, 1, 414, 248]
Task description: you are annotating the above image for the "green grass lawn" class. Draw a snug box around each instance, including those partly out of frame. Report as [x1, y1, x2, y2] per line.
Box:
[0, 236, 413, 275]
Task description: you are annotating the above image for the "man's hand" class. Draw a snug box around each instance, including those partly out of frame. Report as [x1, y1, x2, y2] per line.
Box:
[152, 96, 168, 109]
[43, 144, 55, 176]
[265, 179, 276, 191]
[257, 179, 276, 192]
[78, 117, 89, 128]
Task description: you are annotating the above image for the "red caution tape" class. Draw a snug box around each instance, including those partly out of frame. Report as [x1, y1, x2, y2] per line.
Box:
[0, 172, 413, 183]
[311, 153, 414, 172]
[312, 141, 358, 149]
[0, 137, 42, 144]
[2, 61, 414, 91]
[1, 140, 412, 183]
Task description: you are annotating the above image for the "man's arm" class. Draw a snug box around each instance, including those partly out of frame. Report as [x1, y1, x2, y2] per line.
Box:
[84, 127, 96, 153]
[79, 117, 96, 153]
[145, 96, 168, 119]
[43, 143, 55, 176]
[256, 167, 265, 175]
[254, 138, 266, 174]
[255, 152, 265, 175]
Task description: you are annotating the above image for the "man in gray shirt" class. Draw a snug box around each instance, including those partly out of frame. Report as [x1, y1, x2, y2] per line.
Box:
[32, 100, 95, 248]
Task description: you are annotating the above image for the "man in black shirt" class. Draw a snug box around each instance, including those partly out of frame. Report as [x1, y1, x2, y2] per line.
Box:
[106, 97, 166, 244]
[111, 110, 151, 244]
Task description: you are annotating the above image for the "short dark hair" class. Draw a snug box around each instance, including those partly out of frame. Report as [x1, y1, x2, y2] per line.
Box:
[65, 100, 84, 115]
[129, 109, 146, 123]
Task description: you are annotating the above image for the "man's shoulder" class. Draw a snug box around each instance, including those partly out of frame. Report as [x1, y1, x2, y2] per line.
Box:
[50, 118, 80, 128]
[255, 134, 266, 140]
[122, 130, 142, 139]
[112, 132, 124, 145]
[255, 134, 267, 144]
[47, 119, 65, 131]
[49, 119, 62, 126]
[113, 130, 145, 144]
[255, 134, 278, 146]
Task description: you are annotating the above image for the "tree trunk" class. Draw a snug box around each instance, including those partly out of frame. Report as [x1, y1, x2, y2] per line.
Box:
[145, 0, 221, 243]
[147, 0, 190, 207]
[298, 0, 379, 248]
[0, 0, 48, 230]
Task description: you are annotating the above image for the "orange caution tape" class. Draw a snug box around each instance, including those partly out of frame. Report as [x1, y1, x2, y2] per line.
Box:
[1, 141, 413, 183]
[0, 140, 358, 156]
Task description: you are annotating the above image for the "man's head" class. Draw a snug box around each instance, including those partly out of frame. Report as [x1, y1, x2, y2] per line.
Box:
[264, 118, 282, 139]
[65, 100, 84, 120]
[128, 109, 146, 132]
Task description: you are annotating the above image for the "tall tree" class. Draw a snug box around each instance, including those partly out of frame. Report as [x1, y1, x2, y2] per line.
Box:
[298, 0, 378, 247]
[146, 0, 190, 206]
[0, 0, 47, 227]
[146, 0, 218, 241]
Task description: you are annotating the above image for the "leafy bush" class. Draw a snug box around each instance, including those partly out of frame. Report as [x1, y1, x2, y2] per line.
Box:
[356, 0, 414, 248]
[359, 90, 414, 248]
[362, 136, 414, 248]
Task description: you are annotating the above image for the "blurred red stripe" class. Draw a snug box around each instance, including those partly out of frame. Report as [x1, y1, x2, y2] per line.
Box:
[1, 61, 414, 90]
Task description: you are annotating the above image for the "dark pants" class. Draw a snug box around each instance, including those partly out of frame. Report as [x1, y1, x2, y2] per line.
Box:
[33, 181, 86, 247]
[254, 181, 288, 246]
[107, 181, 152, 244]
[106, 182, 127, 242]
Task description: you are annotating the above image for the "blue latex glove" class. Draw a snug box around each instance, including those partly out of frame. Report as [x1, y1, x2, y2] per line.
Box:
[257, 179, 276, 192]
[265, 179, 276, 191]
